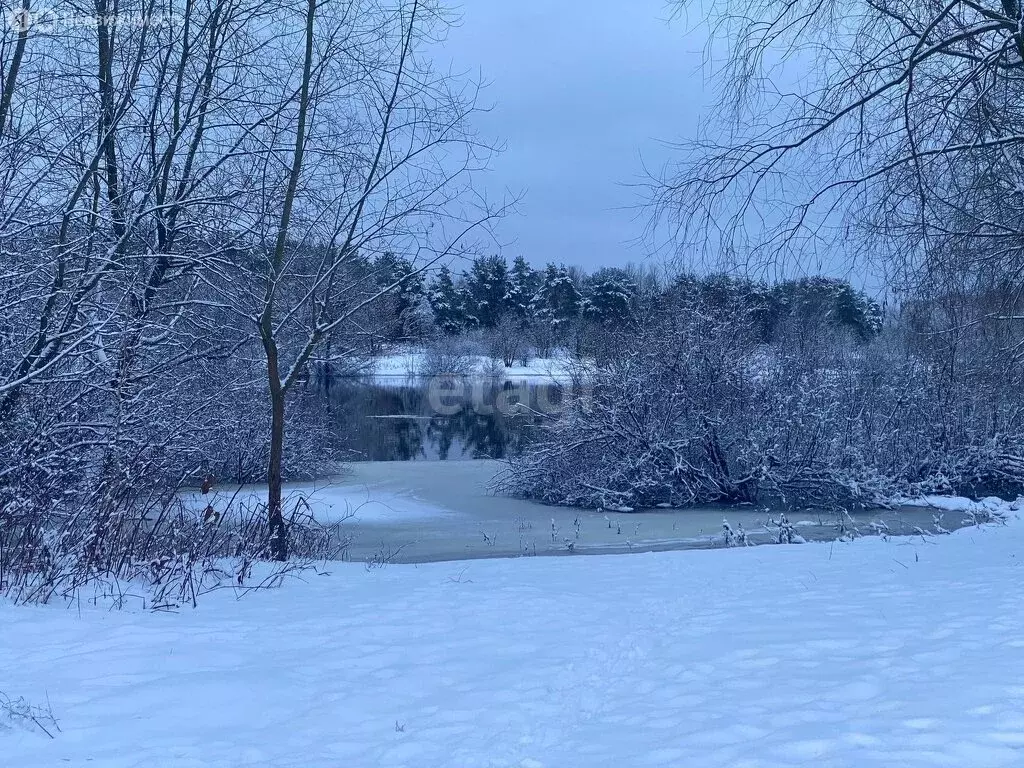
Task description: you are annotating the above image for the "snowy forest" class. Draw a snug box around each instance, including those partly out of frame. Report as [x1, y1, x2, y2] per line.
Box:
[367, 253, 882, 362]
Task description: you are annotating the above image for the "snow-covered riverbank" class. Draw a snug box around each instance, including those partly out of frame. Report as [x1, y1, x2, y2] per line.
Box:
[2, 499, 1020, 767]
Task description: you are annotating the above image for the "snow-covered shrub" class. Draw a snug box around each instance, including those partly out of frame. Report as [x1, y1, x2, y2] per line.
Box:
[766, 513, 806, 544]
[498, 290, 1024, 511]
[420, 335, 476, 378]
[0, 467, 345, 608]
[721, 519, 749, 546]
[497, 293, 768, 507]
[480, 356, 506, 382]
[959, 497, 1014, 527]
[484, 317, 524, 368]
[191, 376, 340, 485]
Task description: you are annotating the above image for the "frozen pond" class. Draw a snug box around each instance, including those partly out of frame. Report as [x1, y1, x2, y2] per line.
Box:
[266, 371, 983, 563]
[334, 460, 970, 564]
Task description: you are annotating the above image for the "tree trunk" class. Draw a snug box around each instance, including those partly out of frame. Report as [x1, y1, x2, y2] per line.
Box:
[259, 0, 317, 562]
[267, 381, 288, 561]
[0, 0, 30, 140]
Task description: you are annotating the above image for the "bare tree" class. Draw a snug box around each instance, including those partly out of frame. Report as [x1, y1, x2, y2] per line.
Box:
[0, 0, 503, 588]
[656, 0, 1024, 293]
[224, 0, 500, 559]
[650, 0, 1024, 478]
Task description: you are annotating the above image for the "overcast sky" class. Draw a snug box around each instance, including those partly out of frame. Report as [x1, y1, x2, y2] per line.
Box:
[439, 1, 709, 272]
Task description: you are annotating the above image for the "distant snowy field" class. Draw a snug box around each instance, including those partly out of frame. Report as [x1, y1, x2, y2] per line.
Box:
[3, 500, 1023, 767]
[371, 349, 580, 383]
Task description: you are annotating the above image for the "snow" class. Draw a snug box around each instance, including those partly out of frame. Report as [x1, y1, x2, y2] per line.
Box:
[179, 479, 454, 525]
[900, 494, 1009, 515]
[371, 349, 580, 383]
[2, 501, 1022, 767]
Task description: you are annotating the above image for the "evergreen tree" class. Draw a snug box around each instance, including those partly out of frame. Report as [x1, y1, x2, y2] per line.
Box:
[427, 265, 465, 335]
[769, 277, 882, 342]
[374, 253, 423, 307]
[582, 268, 636, 327]
[504, 255, 540, 320]
[373, 252, 425, 341]
[464, 255, 509, 329]
[530, 263, 583, 352]
[832, 282, 883, 340]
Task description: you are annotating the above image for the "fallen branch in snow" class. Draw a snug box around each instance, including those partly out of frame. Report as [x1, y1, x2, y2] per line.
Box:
[365, 541, 412, 570]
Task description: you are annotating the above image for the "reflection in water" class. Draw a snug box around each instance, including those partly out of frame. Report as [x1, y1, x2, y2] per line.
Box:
[321, 378, 567, 461]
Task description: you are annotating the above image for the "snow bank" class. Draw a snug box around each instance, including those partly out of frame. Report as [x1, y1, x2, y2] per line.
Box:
[899, 493, 1020, 518]
[1, 504, 1021, 767]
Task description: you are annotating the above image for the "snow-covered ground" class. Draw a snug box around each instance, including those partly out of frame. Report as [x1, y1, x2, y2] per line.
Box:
[179, 473, 457, 527]
[371, 349, 580, 383]
[3, 499, 1021, 767]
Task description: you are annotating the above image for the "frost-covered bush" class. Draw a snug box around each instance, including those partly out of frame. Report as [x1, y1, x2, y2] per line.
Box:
[190, 375, 340, 485]
[484, 317, 524, 368]
[480, 356, 507, 382]
[498, 295, 770, 508]
[0, 483, 345, 608]
[499, 291, 1024, 510]
[0, 355, 344, 606]
[721, 519, 749, 546]
[420, 335, 476, 378]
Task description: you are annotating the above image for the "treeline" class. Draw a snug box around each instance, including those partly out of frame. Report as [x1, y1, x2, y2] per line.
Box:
[369, 252, 884, 361]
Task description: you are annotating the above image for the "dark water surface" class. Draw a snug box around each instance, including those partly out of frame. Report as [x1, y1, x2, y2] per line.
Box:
[322, 377, 566, 461]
